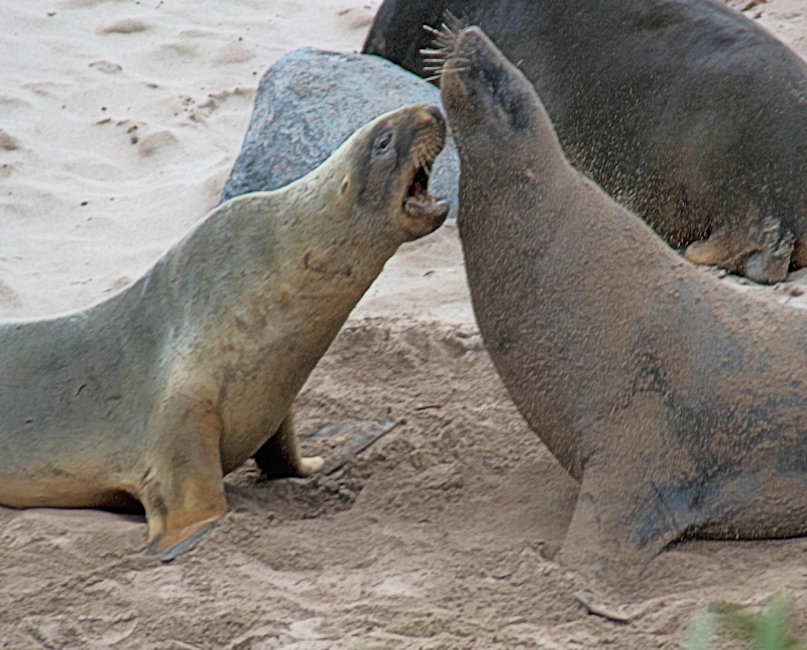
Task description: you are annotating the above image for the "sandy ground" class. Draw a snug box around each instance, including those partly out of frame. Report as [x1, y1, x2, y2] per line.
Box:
[3, 1, 807, 648]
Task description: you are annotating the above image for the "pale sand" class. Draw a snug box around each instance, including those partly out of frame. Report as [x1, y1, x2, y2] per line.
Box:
[2, 1, 807, 647]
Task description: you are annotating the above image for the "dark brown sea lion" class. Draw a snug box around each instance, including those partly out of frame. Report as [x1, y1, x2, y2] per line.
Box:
[437, 25, 807, 585]
[365, 0, 807, 284]
[0, 104, 448, 560]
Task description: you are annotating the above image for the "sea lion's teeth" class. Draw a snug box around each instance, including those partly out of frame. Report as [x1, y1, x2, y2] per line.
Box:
[404, 193, 446, 219]
[403, 196, 425, 216]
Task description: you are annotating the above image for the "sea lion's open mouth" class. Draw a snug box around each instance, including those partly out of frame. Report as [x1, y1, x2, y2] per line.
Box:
[403, 161, 450, 221]
[398, 105, 450, 231]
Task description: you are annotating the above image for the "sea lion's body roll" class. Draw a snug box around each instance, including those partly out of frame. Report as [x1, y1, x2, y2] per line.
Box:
[0, 104, 449, 560]
[438, 27, 807, 584]
[366, 0, 807, 284]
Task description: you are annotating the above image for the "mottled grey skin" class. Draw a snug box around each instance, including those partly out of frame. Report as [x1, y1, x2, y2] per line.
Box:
[0, 105, 448, 560]
[366, 0, 807, 283]
[440, 27, 807, 585]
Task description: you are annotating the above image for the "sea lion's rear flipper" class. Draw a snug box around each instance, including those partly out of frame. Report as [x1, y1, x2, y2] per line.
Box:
[741, 216, 794, 284]
[684, 216, 793, 284]
[684, 227, 754, 273]
[253, 411, 324, 479]
[254, 417, 398, 479]
[141, 409, 228, 561]
[307, 419, 398, 475]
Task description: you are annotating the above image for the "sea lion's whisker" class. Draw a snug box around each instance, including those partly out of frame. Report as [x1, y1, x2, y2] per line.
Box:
[423, 21, 458, 53]
[442, 11, 465, 33]
[425, 66, 469, 83]
[422, 24, 443, 38]
[424, 57, 471, 72]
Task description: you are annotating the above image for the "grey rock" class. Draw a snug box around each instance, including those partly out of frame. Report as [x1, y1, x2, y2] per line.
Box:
[220, 47, 459, 219]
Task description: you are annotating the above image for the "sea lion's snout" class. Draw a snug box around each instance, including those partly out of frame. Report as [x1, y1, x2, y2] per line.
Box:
[425, 22, 497, 136]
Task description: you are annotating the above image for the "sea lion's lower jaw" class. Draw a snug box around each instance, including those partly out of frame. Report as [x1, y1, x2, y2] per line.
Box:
[402, 163, 449, 221]
[404, 194, 449, 220]
[401, 188, 449, 237]
[401, 197, 450, 238]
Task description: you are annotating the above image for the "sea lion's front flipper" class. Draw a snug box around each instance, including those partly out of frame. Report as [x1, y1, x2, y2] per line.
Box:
[557, 444, 691, 588]
[150, 521, 218, 562]
[141, 408, 228, 560]
[558, 472, 657, 587]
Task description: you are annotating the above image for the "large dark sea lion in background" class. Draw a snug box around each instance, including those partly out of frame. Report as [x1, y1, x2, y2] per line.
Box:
[0, 105, 448, 560]
[365, 0, 807, 284]
[437, 25, 807, 585]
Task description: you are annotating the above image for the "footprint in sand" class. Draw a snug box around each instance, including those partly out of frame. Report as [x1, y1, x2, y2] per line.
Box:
[212, 40, 254, 65]
[112, 120, 179, 157]
[155, 41, 200, 62]
[105, 276, 132, 294]
[99, 18, 150, 35]
[137, 129, 180, 157]
[89, 60, 123, 75]
[0, 279, 22, 309]
[0, 128, 19, 150]
[196, 87, 252, 115]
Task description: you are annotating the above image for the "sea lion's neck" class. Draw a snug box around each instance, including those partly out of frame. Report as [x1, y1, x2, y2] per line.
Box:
[148, 167, 390, 309]
[268, 167, 402, 311]
[457, 112, 587, 476]
[140, 165, 391, 371]
[458, 119, 574, 259]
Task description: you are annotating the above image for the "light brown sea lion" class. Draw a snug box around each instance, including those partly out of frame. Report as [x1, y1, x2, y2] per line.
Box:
[0, 104, 449, 560]
[437, 25, 807, 586]
[365, 0, 807, 284]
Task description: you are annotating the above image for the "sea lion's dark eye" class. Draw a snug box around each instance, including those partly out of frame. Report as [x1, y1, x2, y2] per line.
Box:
[373, 130, 393, 155]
